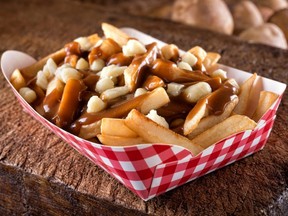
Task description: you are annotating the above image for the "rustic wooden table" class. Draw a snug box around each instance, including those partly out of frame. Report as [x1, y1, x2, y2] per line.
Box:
[0, 0, 287, 215]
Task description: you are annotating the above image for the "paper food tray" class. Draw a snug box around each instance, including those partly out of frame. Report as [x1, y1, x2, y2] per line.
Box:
[1, 28, 286, 201]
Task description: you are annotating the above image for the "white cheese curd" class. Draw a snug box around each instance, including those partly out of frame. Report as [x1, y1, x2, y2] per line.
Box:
[181, 52, 198, 66]
[90, 59, 105, 72]
[100, 86, 129, 101]
[87, 96, 106, 113]
[60, 67, 82, 83]
[177, 61, 192, 71]
[100, 65, 127, 79]
[122, 39, 147, 57]
[36, 70, 48, 90]
[134, 88, 147, 97]
[166, 82, 185, 97]
[19, 87, 37, 104]
[74, 37, 92, 51]
[95, 77, 114, 93]
[146, 110, 169, 128]
[76, 58, 89, 70]
[211, 69, 227, 80]
[182, 82, 212, 103]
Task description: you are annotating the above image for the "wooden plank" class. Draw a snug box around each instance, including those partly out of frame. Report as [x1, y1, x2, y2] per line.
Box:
[0, 0, 287, 215]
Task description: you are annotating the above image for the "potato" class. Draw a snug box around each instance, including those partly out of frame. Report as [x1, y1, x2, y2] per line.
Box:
[149, 4, 173, 19]
[239, 23, 287, 49]
[257, 5, 274, 21]
[172, 0, 234, 35]
[232, 1, 264, 34]
[251, 0, 288, 11]
[269, 9, 288, 41]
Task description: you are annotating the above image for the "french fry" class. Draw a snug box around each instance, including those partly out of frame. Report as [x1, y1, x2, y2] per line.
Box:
[188, 97, 239, 139]
[97, 134, 146, 146]
[151, 58, 210, 83]
[125, 109, 204, 156]
[84, 34, 102, 49]
[161, 44, 179, 61]
[139, 87, 170, 114]
[142, 75, 165, 91]
[188, 46, 207, 61]
[191, 115, 257, 149]
[56, 79, 86, 128]
[89, 38, 122, 64]
[10, 69, 26, 90]
[184, 79, 239, 135]
[203, 52, 221, 69]
[183, 98, 208, 135]
[101, 118, 138, 137]
[64, 54, 79, 68]
[233, 73, 257, 116]
[252, 91, 279, 122]
[79, 120, 101, 139]
[102, 23, 129, 47]
[21, 48, 66, 79]
[124, 43, 158, 92]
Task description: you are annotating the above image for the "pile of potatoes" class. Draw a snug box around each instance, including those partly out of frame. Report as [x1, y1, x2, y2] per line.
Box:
[170, 0, 288, 49]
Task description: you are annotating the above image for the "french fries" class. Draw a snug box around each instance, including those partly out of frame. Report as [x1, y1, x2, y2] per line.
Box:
[56, 79, 86, 128]
[79, 120, 101, 139]
[101, 118, 138, 137]
[187, 97, 239, 139]
[203, 52, 221, 69]
[12, 23, 280, 156]
[10, 69, 26, 90]
[191, 115, 257, 149]
[183, 80, 239, 135]
[125, 109, 204, 156]
[183, 98, 208, 135]
[233, 73, 257, 116]
[102, 22, 129, 47]
[98, 134, 146, 146]
[252, 91, 279, 122]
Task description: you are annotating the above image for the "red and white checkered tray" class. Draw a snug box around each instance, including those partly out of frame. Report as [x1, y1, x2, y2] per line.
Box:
[1, 28, 286, 200]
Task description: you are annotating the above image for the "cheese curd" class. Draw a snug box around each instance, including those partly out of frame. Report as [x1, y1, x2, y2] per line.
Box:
[100, 65, 127, 79]
[211, 69, 227, 80]
[87, 96, 106, 113]
[43, 58, 57, 79]
[177, 61, 192, 71]
[90, 59, 105, 71]
[59, 67, 82, 83]
[182, 82, 212, 103]
[123, 39, 147, 57]
[76, 58, 89, 70]
[74, 37, 92, 51]
[189, 46, 207, 61]
[95, 77, 114, 93]
[134, 88, 147, 97]
[181, 52, 198, 66]
[19, 87, 37, 104]
[36, 70, 49, 90]
[166, 83, 185, 97]
[100, 86, 129, 101]
[146, 110, 169, 128]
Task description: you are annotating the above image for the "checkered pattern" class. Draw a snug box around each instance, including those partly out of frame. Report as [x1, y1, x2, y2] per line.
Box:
[10, 84, 283, 200]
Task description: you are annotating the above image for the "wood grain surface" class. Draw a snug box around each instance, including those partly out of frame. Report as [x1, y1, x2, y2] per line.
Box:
[0, 0, 287, 215]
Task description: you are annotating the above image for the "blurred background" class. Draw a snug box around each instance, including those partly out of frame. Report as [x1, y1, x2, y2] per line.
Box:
[76, 0, 288, 49]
